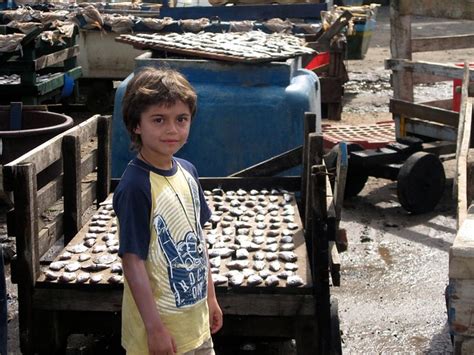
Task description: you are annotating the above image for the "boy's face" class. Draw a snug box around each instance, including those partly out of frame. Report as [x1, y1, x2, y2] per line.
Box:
[134, 100, 191, 166]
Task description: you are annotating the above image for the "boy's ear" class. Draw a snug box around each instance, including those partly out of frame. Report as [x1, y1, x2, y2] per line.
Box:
[134, 124, 141, 134]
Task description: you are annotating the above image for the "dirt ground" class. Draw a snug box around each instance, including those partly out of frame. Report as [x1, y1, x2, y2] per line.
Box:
[3, 5, 474, 354]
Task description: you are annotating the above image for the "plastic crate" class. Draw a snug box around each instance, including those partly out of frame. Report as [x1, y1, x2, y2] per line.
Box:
[322, 121, 396, 150]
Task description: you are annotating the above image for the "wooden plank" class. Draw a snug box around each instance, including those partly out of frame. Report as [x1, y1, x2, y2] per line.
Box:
[329, 241, 341, 287]
[34, 45, 80, 71]
[390, 99, 459, 127]
[38, 213, 64, 258]
[62, 135, 82, 245]
[468, 150, 474, 209]
[96, 116, 111, 204]
[199, 176, 301, 192]
[229, 146, 302, 177]
[81, 182, 97, 217]
[333, 142, 348, 226]
[409, 0, 474, 20]
[304, 133, 323, 231]
[9, 163, 38, 354]
[386, 59, 474, 81]
[412, 34, 474, 53]
[81, 150, 98, 180]
[390, 0, 413, 102]
[421, 99, 453, 111]
[4, 115, 100, 180]
[320, 77, 344, 103]
[301, 112, 317, 222]
[37, 175, 63, 217]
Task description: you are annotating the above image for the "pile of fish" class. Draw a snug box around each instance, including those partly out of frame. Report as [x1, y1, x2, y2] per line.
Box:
[203, 188, 305, 288]
[116, 31, 315, 62]
[42, 200, 123, 285]
[0, 72, 63, 85]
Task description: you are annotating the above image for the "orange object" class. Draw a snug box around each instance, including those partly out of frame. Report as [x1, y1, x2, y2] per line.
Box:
[305, 52, 330, 71]
[452, 63, 474, 112]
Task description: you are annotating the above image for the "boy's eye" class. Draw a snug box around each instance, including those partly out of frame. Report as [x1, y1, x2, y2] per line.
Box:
[153, 117, 163, 123]
[177, 116, 189, 123]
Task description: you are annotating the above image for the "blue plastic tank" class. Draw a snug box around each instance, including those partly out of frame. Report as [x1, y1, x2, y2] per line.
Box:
[112, 53, 320, 177]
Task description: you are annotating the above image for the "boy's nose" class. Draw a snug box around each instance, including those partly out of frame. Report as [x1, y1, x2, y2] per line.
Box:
[166, 122, 178, 133]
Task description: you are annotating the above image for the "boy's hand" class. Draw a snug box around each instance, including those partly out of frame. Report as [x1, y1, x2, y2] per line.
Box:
[208, 297, 223, 334]
[147, 325, 177, 355]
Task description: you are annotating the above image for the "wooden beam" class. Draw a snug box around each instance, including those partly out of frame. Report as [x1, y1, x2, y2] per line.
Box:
[37, 175, 63, 217]
[412, 34, 474, 53]
[301, 112, 317, 223]
[96, 116, 111, 204]
[34, 45, 80, 71]
[386, 59, 474, 81]
[81, 182, 97, 218]
[390, 99, 459, 127]
[229, 146, 302, 177]
[409, 0, 474, 20]
[38, 213, 64, 258]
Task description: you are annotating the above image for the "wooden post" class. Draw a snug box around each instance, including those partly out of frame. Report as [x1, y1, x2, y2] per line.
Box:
[62, 135, 82, 245]
[8, 163, 38, 354]
[390, 0, 414, 102]
[304, 133, 323, 234]
[301, 112, 317, 222]
[97, 116, 112, 204]
[311, 165, 330, 354]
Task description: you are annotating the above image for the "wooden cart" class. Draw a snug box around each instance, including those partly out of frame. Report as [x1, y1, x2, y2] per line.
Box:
[4, 113, 344, 354]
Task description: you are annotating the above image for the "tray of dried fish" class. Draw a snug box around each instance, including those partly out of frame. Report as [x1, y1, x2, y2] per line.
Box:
[203, 187, 311, 291]
[37, 199, 123, 288]
[115, 31, 315, 63]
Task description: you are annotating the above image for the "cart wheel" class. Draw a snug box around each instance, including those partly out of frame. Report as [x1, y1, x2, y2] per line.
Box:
[325, 143, 368, 198]
[397, 152, 445, 214]
[330, 298, 342, 355]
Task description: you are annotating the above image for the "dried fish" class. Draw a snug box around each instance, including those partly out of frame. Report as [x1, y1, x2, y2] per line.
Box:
[269, 210, 279, 217]
[108, 245, 119, 254]
[259, 269, 272, 279]
[280, 235, 293, 244]
[84, 239, 96, 248]
[90, 274, 103, 283]
[65, 262, 81, 272]
[278, 251, 297, 262]
[236, 249, 249, 260]
[277, 270, 294, 279]
[266, 237, 278, 245]
[49, 261, 66, 271]
[252, 237, 265, 245]
[250, 189, 259, 196]
[253, 229, 264, 237]
[253, 251, 265, 261]
[280, 243, 295, 251]
[247, 274, 263, 286]
[256, 222, 267, 230]
[89, 226, 106, 233]
[220, 221, 231, 228]
[211, 268, 220, 274]
[286, 275, 304, 287]
[207, 234, 217, 246]
[216, 248, 234, 258]
[285, 263, 298, 271]
[253, 260, 266, 271]
[76, 272, 90, 283]
[108, 275, 123, 284]
[111, 263, 123, 273]
[84, 232, 98, 239]
[228, 272, 244, 286]
[94, 254, 117, 265]
[227, 260, 249, 270]
[81, 263, 109, 272]
[263, 244, 278, 252]
[209, 256, 221, 268]
[255, 215, 266, 222]
[242, 268, 255, 279]
[283, 216, 295, 223]
[269, 261, 281, 272]
[287, 223, 299, 230]
[269, 223, 281, 230]
[67, 244, 89, 254]
[92, 245, 106, 253]
[59, 272, 76, 283]
[265, 275, 280, 287]
[248, 243, 261, 252]
[59, 252, 72, 260]
[214, 241, 227, 249]
[106, 239, 119, 247]
[102, 233, 116, 241]
[269, 217, 281, 223]
[281, 229, 294, 236]
[212, 274, 228, 286]
[45, 270, 59, 280]
[239, 241, 252, 250]
[212, 188, 224, 196]
[266, 252, 278, 261]
[266, 230, 279, 237]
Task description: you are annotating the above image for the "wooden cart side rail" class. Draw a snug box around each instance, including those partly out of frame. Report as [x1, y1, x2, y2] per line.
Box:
[386, 60, 474, 81]
[412, 34, 474, 53]
[390, 99, 460, 127]
[3, 115, 101, 182]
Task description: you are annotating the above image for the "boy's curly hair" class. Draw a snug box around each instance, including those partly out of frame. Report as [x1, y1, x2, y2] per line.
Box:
[122, 67, 197, 151]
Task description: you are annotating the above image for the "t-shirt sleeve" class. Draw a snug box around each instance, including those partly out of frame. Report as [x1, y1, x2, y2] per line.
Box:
[113, 174, 152, 260]
[177, 159, 211, 226]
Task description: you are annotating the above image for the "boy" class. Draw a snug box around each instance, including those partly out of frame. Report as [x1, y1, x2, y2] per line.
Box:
[113, 67, 223, 355]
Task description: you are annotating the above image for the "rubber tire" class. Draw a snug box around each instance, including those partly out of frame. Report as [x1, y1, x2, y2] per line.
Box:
[324, 143, 368, 198]
[397, 152, 446, 214]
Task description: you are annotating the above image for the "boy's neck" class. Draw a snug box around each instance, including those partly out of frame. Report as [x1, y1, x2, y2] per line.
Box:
[138, 150, 173, 170]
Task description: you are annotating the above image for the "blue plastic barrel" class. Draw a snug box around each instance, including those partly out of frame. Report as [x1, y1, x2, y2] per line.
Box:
[112, 54, 320, 177]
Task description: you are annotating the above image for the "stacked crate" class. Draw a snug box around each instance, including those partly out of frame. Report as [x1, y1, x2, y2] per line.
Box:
[0, 25, 81, 104]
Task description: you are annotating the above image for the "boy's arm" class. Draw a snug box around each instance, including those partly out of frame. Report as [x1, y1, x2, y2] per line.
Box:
[122, 253, 177, 354]
[207, 258, 223, 334]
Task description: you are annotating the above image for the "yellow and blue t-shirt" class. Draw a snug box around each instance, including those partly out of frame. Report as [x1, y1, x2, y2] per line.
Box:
[113, 157, 212, 354]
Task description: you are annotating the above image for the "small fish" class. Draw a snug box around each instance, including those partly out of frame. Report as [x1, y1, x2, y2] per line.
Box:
[65, 262, 81, 272]
[253, 260, 266, 271]
[94, 254, 117, 265]
[277, 270, 294, 279]
[269, 196, 279, 203]
[283, 216, 295, 223]
[278, 251, 297, 262]
[266, 230, 279, 237]
[249, 189, 259, 195]
[92, 245, 106, 253]
[90, 274, 103, 283]
[108, 275, 123, 284]
[227, 260, 249, 270]
[228, 272, 244, 286]
[253, 251, 265, 261]
[269, 217, 281, 223]
[263, 244, 278, 252]
[236, 249, 249, 260]
[59, 272, 76, 283]
[82, 263, 109, 272]
[269, 223, 281, 230]
[84, 232, 97, 239]
[285, 263, 298, 271]
[106, 239, 118, 247]
[209, 256, 221, 268]
[259, 269, 272, 279]
[280, 243, 295, 251]
[286, 275, 304, 287]
[269, 261, 281, 272]
[266, 237, 278, 245]
[108, 245, 119, 254]
[280, 235, 293, 244]
[76, 272, 90, 283]
[252, 237, 265, 245]
[265, 275, 280, 286]
[67, 244, 89, 254]
[59, 252, 72, 260]
[49, 261, 66, 271]
[287, 223, 299, 230]
[281, 229, 294, 236]
[45, 270, 59, 280]
[247, 274, 263, 286]
[242, 268, 255, 278]
[102, 233, 116, 241]
[266, 252, 278, 261]
[212, 274, 228, 286]
[255, 215, 266, 222]
[256, 222, 267, 230]
[84, 239, 96, 248]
